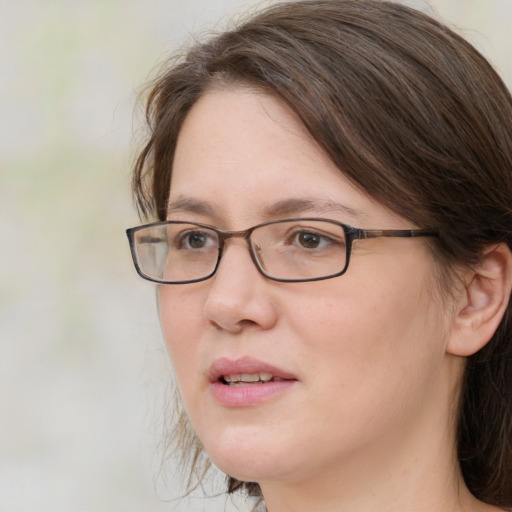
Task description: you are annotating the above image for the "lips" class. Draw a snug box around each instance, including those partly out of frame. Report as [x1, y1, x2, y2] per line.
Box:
[208, 356, 297, 384]
[208, 356, 298, 407]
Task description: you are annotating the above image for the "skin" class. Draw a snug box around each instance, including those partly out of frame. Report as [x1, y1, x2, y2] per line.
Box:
[158, 87, 504, 512]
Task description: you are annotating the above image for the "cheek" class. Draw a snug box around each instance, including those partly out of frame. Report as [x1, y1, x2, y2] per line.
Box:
[287, 270, 446, 409]
[158, 287, 205, 393]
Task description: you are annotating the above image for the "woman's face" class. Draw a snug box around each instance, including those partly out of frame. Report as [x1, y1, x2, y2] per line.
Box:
[159, 87, 460, 487]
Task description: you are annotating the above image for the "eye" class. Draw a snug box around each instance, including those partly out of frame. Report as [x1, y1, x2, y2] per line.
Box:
[175, 230, 217, 250]
[187, 232, 208, 249]
[296, 231, 323, 249]
[289, 229, 338, 250]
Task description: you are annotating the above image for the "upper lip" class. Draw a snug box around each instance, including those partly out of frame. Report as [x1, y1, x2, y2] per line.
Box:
[208, 356, 298, 383]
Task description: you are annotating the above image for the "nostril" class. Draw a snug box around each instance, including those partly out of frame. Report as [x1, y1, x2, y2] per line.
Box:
[207, 317, 246, 333]
[209, 319, 223, 331]
[207, 317, 256, 333]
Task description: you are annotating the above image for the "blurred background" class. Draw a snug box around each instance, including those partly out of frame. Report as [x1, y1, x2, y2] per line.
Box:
[1, 1, 511, 511]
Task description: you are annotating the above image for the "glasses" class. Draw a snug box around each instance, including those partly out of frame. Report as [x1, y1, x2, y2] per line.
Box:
[126, 218, 437, 284]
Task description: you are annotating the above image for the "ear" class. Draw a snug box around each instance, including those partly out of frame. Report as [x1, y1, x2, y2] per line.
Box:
[447, 243, 512, 357]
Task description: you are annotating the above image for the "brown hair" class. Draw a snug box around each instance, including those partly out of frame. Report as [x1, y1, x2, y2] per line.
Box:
[132, 0, 512, 506]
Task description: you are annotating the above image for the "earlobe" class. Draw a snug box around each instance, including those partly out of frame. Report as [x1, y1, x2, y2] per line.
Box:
[447, 243, 512, 357]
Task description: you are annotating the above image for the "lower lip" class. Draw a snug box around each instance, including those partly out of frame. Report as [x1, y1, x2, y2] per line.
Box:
[210, 380, 297, 407]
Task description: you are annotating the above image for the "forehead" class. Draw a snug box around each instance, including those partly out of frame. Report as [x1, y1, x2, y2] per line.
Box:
[169, 87, 408, 230]
[172, 86, 321, 181]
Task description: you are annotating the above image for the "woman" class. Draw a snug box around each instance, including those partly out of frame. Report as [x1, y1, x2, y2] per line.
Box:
[126, 1, 512, 510]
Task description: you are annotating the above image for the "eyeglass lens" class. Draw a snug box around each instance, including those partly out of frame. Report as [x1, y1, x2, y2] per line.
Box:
[132, 220, 348, 283]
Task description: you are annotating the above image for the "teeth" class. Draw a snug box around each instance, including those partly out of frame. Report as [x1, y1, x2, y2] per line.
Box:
[241, 373, 260, 382]
[223, 374, 240, 383]
[223, 372, 274, 384]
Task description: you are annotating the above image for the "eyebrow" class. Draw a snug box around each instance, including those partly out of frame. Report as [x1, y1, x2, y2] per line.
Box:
[166, 198, 217, 218]
[260, 197, 367, 221]
[166, 196, 367, 222]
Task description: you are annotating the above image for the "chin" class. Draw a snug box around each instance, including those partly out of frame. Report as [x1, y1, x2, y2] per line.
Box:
[213, 458, 287, 485]
[199, 427, 289, 483]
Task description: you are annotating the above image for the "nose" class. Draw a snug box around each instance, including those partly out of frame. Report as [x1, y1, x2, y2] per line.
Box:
[203, 239, 278, 333]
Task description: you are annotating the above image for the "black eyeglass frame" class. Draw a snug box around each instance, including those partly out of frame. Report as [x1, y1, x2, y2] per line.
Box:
[126, 218, 438, 284]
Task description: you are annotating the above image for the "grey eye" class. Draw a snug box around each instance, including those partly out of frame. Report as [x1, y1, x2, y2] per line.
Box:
[176, 230, 216, 250]
[187, 232, 208, 248]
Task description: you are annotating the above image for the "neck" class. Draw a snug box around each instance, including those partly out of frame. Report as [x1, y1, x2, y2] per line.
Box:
[259, 358, 496, 512]
[260, 448, 475, 512]
[259, 431, 497, 512]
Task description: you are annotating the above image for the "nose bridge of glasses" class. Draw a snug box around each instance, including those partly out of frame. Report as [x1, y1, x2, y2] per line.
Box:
[218, 227, 253, 243]
[215, 227, 263, 271]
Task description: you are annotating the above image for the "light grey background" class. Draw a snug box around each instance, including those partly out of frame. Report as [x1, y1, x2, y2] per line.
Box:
[1, 1, 511, 511]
